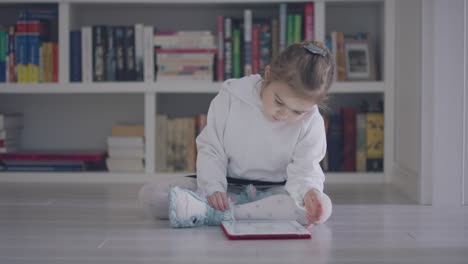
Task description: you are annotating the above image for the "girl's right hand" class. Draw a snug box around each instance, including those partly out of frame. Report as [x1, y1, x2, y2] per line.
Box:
[207, 192, 235, 211]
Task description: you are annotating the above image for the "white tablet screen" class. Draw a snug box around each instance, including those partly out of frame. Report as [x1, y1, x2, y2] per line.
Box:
[221, 220, 310, 235]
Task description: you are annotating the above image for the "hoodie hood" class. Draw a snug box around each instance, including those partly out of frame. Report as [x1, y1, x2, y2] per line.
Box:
[222, 74, 264, 109]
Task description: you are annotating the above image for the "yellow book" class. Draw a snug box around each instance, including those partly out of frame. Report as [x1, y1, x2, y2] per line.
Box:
[366, 113, 384, 171]
[111, 123, 145, 137]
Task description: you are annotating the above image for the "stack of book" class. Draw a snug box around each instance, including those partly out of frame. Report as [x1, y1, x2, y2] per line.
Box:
[0, 113, 23, 153]
[154, 31, 216, 82]
[321, 101, 384, 172]
[215, 2, 315, 81]
[0, 151, 107, 172]
[70, 24, 154, 82]
[106, 123, 145, 172]
[155, 114, 206, 172]
[0, 8, 59, 83]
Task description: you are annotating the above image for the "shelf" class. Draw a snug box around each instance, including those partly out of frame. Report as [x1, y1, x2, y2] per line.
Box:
[0, 171, 385, 184]
[0, 83, 152, 94]
[0, 81, 383, 94]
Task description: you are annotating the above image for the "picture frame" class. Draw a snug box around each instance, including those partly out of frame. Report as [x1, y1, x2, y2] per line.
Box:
[344, 38, 376, 81]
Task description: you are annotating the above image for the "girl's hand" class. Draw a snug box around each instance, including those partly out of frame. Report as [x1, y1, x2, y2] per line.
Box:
[207, 192, 236, 211]
[304, 188, 323, 225]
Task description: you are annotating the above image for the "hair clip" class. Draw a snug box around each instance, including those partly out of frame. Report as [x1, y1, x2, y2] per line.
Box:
[303, 43, 327, 57]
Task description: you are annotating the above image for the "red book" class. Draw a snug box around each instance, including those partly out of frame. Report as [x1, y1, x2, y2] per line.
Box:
[217, 15, 224, 81]
[251, 24, 260, 74]
[0, 151, 106, 162]
[304, 3, 315, 40]
[342, 107, 357, 171]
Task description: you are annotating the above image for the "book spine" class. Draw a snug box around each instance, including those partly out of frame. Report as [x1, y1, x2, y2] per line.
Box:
[356, 113, 367, 172]
[279, 3, 287, 51]
[124, 26, 136, 81]
[7, 26, 15, 83]
[243, 9, 252, 77]
[134, 23, 144, 81]
[342, 107, 357, 172]
[0, 27, 6, 83]
[336, 32, 346, 81]
[271, 18, 278, 60]
[81, 27, 92, 83]
[217, 15, 224, 82]
[106, 26, 116, 81]
[16, 11, 29, 83]
[224, 17, 232, 80]
[327, 114, 344, 171]
[143, 26, 154, 82]
[232, 28, 241, 79]
[52, 43, 58, 82]
[304, 2, 314, 41]
[366, 112, 384, 171]
[92, 25, 106, 82]
[70, 31, 82, 82]
[28, 20, 41, 83]
[293, 14, 302, 44]
[259, 22, 271, 72]
[251, 24, 259, 75]
[287, 15, 294, 47]
[113, 26, 125, 81]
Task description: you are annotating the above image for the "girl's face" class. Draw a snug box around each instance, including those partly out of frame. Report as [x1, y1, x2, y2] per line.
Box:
[260, 81, 316, 123]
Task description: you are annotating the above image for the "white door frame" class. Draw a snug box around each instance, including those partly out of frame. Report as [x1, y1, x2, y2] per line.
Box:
[420, 0, 466, 206]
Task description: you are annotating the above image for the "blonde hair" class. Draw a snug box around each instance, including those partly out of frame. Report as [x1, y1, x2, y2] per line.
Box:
[263, 40, 335, 106]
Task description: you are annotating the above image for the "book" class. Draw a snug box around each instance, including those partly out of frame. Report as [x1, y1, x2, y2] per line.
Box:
[92, 26, 107, 82]
[342, 107, 357, 172]
[221, 220, 311, 240]
[111, 123, 144, 137]
[366, 112, 384, 171]
[0, 150, 106, 162]
[356, 113, 367, 172]
[327, 114, 344, 171]
[70, 30, 82, 82]
[243, 9, 252, 76]
[107, 136, 144, 148]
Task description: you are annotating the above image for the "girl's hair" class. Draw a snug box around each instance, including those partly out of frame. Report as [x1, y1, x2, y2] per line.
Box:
[263, 40, 335, 106]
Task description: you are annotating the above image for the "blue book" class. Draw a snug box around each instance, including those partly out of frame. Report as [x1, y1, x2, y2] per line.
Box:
[327, 114, 344, 171]
[106, 26, 116, 81]
[0, 27, 7, 82]
[70, 30, 82, 82]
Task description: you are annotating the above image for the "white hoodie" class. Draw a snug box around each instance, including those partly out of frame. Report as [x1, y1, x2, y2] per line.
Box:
[196, 74, 327, 207]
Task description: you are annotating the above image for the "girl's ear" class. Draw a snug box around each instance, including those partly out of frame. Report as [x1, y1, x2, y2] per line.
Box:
[264, 65, 271, 79]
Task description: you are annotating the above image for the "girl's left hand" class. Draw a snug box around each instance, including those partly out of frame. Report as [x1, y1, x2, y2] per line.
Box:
[304, 188, 323, 225]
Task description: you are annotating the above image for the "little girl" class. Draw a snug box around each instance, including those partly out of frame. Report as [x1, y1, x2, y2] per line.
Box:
[139, 40, 335, 228]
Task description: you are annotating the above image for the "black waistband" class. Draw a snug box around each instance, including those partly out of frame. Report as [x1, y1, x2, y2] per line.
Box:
[185, 175, 286, 186]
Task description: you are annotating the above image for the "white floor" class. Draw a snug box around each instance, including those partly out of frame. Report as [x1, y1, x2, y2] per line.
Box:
[0, 183, 467, 264]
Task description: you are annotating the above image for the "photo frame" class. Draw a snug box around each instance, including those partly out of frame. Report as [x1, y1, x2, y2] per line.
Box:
[344, 39, 376, 81]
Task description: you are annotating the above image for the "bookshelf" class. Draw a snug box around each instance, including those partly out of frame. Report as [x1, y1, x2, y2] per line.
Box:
[0, 0, 394, 184]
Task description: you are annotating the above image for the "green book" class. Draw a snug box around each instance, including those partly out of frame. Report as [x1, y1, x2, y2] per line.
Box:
[294, 14, 302, 43]
[287, 15, 294, 47]
[356, 113, 367, 172]
[232, 29, 241, 78]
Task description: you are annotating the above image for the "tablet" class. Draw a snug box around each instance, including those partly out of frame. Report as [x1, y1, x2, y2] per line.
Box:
[221, 220, 311, 240]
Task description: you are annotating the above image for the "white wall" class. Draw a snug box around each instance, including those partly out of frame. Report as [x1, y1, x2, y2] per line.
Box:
[421, 0, 465, 206]
[393, 0, 422, 203]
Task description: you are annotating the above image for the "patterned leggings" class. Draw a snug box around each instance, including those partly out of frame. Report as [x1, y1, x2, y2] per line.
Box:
[138, 176, 332, 225]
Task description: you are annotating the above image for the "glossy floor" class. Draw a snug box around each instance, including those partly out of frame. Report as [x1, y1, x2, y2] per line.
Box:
[0, 183, 467, 264]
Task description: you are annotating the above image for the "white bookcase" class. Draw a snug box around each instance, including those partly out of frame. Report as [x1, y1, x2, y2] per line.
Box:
[0, 0, 395, 184]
